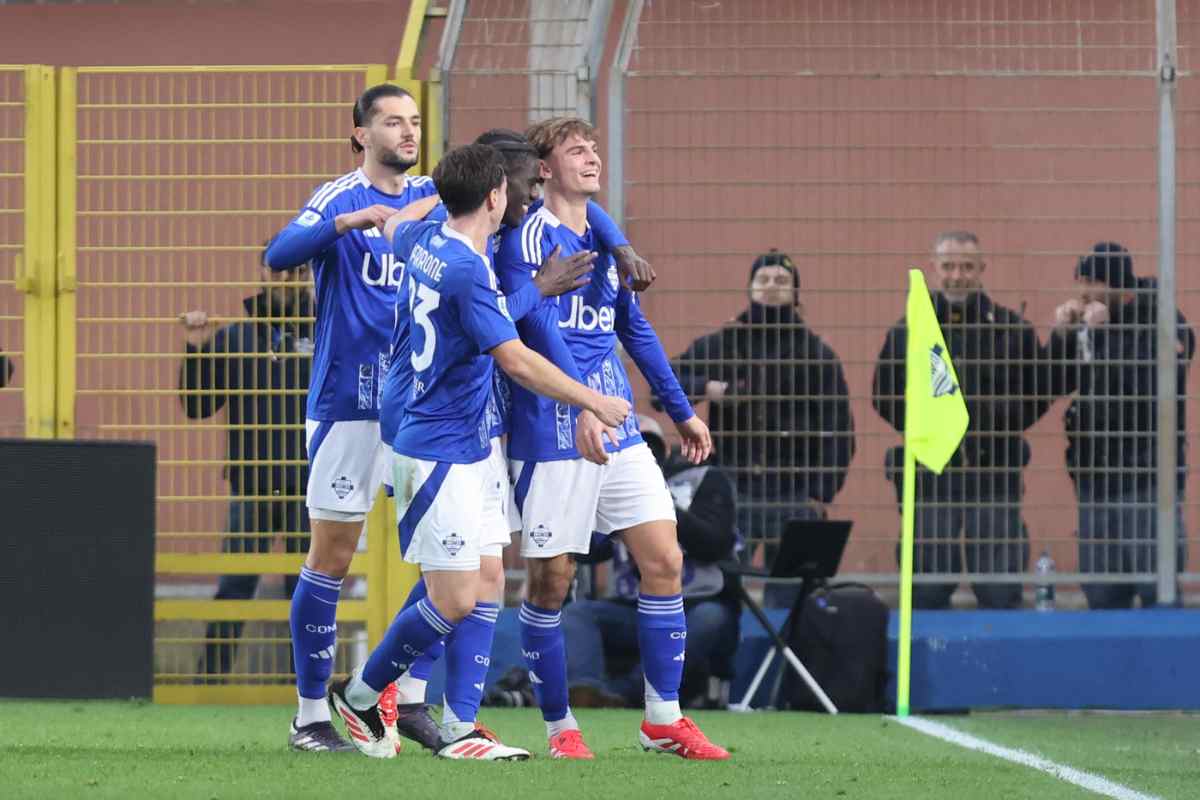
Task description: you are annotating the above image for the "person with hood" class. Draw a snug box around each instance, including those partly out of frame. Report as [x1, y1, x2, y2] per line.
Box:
[873, 231, 1049, 609]
[669, 249, 855, 606]
[1050, 242, 1194, 608]
[178, 249, 314, 676]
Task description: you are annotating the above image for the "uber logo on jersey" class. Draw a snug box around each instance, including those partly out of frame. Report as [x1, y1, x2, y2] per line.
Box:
[296, 209, 321, 227]
[559, 295, 615, 332]
[360, 251, 403, 287]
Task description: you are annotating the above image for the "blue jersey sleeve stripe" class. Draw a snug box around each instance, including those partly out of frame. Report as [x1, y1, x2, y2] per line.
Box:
[310, 173, 361, 213]
[305, 172, 352, 211]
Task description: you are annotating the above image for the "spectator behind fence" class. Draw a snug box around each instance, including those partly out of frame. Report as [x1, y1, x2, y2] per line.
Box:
[179, 252, 314, 677]
[563, 416, 740, 709]
[1050, 242, 1194, 609]
[0, 349, 12, 387]
[667, 249, 855, 606]
[873, 231, 1049, 609]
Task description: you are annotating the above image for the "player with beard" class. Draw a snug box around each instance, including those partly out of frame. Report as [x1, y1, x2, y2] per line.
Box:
[264, 84, 438, 752]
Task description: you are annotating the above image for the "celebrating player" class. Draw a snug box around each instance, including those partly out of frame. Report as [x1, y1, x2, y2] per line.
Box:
[264, 83, 436, 752]
[497, 117, 729, 760]
[374, 129, 657, 752]
[328, 143, 630, 761]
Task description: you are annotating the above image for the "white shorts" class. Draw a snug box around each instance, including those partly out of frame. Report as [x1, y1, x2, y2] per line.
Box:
[393, 449, 511, 571]
[306, 419, 390, 520]
[486, 437, 522, 536]
[510, 442, 676, 559]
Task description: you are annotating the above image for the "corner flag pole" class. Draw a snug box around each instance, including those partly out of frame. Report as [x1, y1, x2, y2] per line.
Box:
[897, 433, 917, 717]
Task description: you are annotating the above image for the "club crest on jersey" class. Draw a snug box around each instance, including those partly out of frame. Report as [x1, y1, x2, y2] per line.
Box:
[929, 344, 959, 397]
[360, 251, 403, 287]
[331, 475, 355, 499]
[441, 533, 465, 556]
[529, 524, 553, 548]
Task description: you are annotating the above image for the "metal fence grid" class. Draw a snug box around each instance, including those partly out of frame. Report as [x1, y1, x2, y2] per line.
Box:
[0, 67, 24, 437]
[442, 0, 607, 147]
[614, 0, 1194, 607]
[67, 66, 384, 686]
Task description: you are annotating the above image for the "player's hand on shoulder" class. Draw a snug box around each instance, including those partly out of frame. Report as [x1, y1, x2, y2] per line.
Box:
[613, 245, 655, 292]
[335, 204, 398, 234]
[575, 409, 618, 465]
[675, 415, 712, 465]
[179, 310, 212, 346]
[534, 245, 595, 297]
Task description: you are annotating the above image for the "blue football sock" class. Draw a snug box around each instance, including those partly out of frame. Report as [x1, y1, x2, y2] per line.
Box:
[442, 602, 499, 727]
[290, 566, 342, 700]
[360, 598, 454, 693]
[396, 575, 443, 682]
[519, 601, 570, 722]
[637, 593, 686, 704]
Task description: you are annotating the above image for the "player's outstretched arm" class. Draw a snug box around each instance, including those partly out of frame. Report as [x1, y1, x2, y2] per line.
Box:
[491, 339, 629, 465]
[383, 195, 443, 245]
[586, 200, 655, 291]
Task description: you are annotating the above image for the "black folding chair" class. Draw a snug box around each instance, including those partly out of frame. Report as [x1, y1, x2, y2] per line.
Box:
[722, 519, 852, 714]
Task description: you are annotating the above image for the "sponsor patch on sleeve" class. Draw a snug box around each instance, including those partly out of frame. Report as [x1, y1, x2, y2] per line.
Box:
[296, 209, 321, 227]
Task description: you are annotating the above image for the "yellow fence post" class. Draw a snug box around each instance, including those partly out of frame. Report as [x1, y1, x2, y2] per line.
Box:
[20, 65, 56, 438]
[55, 67, 76, 439]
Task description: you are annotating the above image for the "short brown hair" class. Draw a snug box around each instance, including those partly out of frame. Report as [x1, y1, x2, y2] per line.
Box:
[524, 117, 597, 159]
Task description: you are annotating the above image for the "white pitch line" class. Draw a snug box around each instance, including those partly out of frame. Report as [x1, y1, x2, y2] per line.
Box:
[893, 715, 1163, 800]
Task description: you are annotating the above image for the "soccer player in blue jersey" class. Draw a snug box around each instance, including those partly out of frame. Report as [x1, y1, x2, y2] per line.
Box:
[264, 83, 438, 752]
[497, 117, 730, 760]
[329, 143, 630, 761]
[372, 130, 652, 751]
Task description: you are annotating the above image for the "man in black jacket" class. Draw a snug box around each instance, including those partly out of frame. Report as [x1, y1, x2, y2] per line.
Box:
[669, 250, 855, 605]
[873, 231, 1049, 609]
[1050, 242, 1194, 608]
[562, 417, 740, 708]
[179, 255, 314, 676]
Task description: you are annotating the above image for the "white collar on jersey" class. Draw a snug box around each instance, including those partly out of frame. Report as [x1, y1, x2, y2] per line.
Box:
[440, 223, 491, 268]
[530, 203, 590, 234]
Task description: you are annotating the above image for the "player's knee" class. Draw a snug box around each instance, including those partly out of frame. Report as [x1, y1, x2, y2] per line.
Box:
[304, 517, 363, 577]
[478, 556, 506, 604]
[637, 544, 683, 588]
[526, 557, 573, 609]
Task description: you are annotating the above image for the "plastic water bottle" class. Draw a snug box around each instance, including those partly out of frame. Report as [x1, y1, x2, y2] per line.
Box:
[1034, 550, 1056, 611]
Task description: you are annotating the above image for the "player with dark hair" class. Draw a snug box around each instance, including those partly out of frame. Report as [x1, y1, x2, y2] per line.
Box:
[264, 82, 436, 752]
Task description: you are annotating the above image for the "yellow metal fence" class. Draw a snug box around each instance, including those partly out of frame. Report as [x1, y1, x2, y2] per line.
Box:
[15, 62, 440, 703]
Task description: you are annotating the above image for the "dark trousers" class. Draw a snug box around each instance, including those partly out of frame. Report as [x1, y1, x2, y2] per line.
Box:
[1077, 482, 1187, 609]
[204, 496, 310, 676]
[893, 469, 1029, 610]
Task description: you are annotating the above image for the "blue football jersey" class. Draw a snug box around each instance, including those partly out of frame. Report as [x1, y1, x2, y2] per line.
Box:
[496, 206, 693, 463]
[268, 169, 438, 421]
[389, 221, 519, 464]
[380, 210, 540, 447]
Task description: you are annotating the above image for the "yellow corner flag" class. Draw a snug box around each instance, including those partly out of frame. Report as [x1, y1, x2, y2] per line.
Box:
[896, 269, 968, 717]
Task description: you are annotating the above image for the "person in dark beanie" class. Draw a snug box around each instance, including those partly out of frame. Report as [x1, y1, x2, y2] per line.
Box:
[1050, 241, 1194, 608]
[563, 416, 740, 709]
[178, 246, 315, 676]
[665, 248, 855, 607]
[873, 231, 1049, 609]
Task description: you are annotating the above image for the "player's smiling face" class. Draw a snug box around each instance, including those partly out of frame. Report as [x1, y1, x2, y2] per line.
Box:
[358, 94, 421, 173]
[543, 133, 601, 197]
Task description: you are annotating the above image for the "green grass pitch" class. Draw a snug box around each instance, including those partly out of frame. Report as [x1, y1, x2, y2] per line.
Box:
[1, 702, 1193, 799]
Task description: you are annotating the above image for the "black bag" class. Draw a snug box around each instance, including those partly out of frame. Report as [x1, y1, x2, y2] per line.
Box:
[782, 583, 890, 713]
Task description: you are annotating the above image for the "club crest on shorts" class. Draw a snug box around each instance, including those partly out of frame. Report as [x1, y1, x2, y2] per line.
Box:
[441, 533, 465, 556]
[929, 344, 959, 398]
[529, 524, 553, 548]
[331, 475, 354, 499]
